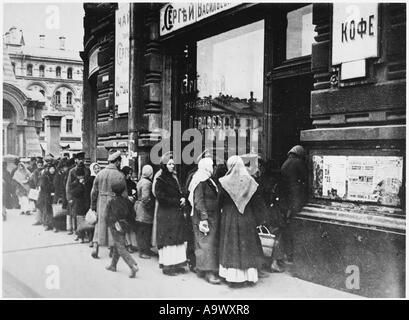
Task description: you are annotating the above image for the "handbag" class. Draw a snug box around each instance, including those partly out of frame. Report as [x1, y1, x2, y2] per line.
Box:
[28, 188, 39, 201]
[52, 200, 68, 218]
[85, 209, 98, 225]
[77, 215, 94, 233]
[257, 225, 276, 257]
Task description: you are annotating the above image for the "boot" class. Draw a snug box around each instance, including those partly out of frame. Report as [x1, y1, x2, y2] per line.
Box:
[109, 246, 114, 258]
[205, 272, 221, 285]
[106, 265, 116, 272]
[129, 265, 139, 278]
[91, 244, 99, 259]
[270, 260, 284, 273]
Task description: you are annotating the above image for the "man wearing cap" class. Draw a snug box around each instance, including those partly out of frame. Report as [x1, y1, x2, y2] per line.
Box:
[90, 150, 128, 258]
[66, 152, 90, 235]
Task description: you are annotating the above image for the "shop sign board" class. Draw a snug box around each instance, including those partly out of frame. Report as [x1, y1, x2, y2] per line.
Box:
[160, 2, 241, 36]
[88, 48, 99, 78]
[332, 3, 378, 65]
[312, 155, 403, 207]
[115, 3, 130, 114]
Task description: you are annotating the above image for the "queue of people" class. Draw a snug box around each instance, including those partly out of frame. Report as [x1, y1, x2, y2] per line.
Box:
[2, 145, 308, 287]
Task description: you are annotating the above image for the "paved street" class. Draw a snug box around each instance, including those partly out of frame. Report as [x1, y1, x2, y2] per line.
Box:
[2, 209, 360, 299]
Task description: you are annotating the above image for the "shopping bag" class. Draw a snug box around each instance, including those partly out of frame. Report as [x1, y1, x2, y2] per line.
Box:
[77, 215, 94, 233]
[52, 200, 68, 218]
[85, 209, 97, 225]
[257, 225, 276, 257]
[28, 188, 39, 201]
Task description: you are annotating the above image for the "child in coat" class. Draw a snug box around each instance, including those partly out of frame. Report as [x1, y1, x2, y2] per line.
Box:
[105, 180, 139, 278]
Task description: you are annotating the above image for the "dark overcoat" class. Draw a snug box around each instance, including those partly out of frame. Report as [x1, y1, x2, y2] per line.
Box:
[218, 186, 265, 270]
[154, 171, 186, 249]
[192, 180, 219, 272]
[280, 154, 308, 214]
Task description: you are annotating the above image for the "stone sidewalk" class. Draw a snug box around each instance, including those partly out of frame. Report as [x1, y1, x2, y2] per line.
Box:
[2, 209, 361, 299]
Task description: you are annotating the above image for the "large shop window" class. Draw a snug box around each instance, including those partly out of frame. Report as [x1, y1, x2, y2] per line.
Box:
[193, 20, 264, 156]
[286, 5, 316, 60]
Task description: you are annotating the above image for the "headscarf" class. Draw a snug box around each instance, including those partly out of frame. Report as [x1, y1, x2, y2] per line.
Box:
[288, 145, 305, 158]
[141, 165, 153, 180]
[219, 155, 259, 214]
[13, 162, 31, 188]
[188, 158, 217, 216]
[90, 162, 99, 177]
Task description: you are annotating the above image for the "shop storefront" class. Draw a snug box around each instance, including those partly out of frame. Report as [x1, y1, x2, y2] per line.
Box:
[82, 2, 405, 297]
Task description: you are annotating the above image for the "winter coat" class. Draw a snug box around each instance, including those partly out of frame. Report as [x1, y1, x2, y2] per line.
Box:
[218, 186, 266, 271]
[154, 170, 186, 249]
[280, 154, 308, 214]
[106, 196, 136, 233]
[192, 180, 220, 272]
[66, 165, 91, 202]
[90, 164, 127, 247]
[53, 171, 68, 207]
[135, 177, 154, 224]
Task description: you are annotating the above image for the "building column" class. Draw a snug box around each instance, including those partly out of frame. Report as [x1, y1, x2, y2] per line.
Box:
[44, 114, 63, 156]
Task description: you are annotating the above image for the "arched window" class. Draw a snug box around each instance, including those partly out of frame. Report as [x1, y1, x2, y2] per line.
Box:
[39, 65, 45, 77]
[40, 90, 45, 97]
[56, 66, 61, 78]
[54, 91, 61, 104]
[27, 64, 33, 76]
[67, 68, 73, 79]
[66, 92, 73, 105]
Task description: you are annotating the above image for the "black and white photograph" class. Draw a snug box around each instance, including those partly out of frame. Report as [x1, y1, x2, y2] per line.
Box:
[0, 0, 406, 302]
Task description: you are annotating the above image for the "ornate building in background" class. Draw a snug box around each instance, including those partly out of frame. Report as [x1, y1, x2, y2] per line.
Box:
[3, 26, 83, 157]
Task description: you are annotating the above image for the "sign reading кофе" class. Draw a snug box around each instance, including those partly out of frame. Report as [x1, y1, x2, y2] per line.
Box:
[160, 3, 241, 36]
[332, 3, 378, 65]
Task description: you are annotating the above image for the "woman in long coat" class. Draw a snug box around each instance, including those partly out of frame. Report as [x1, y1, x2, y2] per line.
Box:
[135, 165, 155, 258]
[154, 153, 188, 276]
[218, 155, 266, 287]
[38, 164, 56, 231]
[13, 162, 31, 215]
[188, 157, 221, 284]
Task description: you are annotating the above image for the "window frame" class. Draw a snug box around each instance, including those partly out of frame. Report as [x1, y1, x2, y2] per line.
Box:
[39, 65, 45, 77]
[66, 118, 73, 133]
[27, 64, 33, 76]
[67, 68, 73, 79]
[56, 66, 61, 78]
[66, 92, 73, 105]
[54, 91, 61, 105]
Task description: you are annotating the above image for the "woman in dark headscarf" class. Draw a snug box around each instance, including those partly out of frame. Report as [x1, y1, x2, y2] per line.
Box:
[154, 153, 188, 276]
[38, 163, 56, 231]
[218, 155, 266, 287]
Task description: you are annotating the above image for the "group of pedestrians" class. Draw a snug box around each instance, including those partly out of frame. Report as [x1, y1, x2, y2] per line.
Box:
[2, 144, 307, 287]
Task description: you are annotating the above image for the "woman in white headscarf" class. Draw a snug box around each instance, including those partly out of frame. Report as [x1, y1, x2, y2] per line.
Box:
[13, 162, 31, 215]
[218, 155, 267, 287]
[188, 157, 221, 284]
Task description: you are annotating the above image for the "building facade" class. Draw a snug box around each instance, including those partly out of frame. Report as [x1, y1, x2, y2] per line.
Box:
[4, 27, 83, 158]
[82, 3, 406, 297]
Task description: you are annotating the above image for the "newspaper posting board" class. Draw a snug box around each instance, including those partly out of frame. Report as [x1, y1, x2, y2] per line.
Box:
[312, 155, 403, 207]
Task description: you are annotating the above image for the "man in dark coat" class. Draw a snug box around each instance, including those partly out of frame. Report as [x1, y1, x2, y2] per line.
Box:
[280, 145, 308, 264]
[66, 152, 90, 234]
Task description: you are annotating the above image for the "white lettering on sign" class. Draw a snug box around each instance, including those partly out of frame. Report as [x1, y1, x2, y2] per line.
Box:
[160, 3, 241, 36]
[115, 3, 130, 114]
[332, 3, 378, 65]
